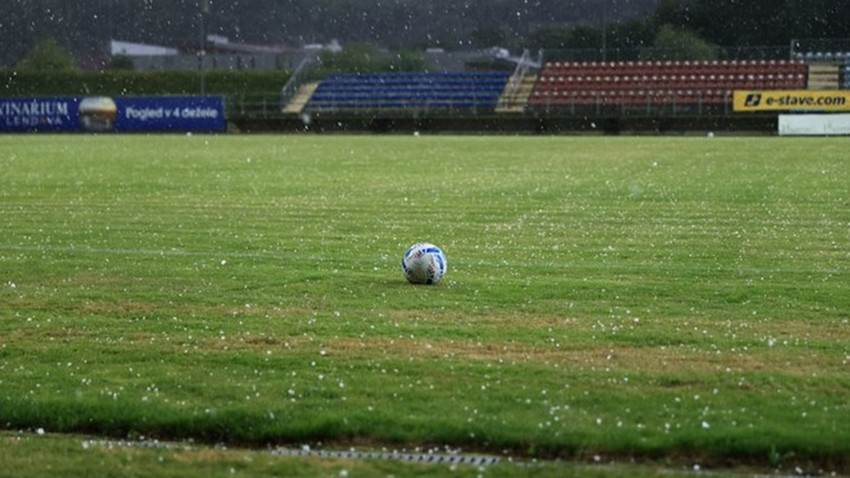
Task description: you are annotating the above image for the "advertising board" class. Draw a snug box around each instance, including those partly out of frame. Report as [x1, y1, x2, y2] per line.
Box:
[0, 97, 81, 131]
[778, 113, 850, 136]
[733, 90, 850, 112]
[1, 96, 225, 132]
[114, 97, 225, 132]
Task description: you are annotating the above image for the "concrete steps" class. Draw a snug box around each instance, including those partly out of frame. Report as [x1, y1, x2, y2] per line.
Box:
[807, 63, 840, 90]
[495, 74, 537, 113]
[282, 82, 320, 114]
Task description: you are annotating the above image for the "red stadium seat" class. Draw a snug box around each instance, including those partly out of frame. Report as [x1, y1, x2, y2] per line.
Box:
[530, 54, 806, 112]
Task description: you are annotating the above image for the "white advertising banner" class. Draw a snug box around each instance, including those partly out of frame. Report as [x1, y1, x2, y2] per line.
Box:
[778, 114, 850, 136]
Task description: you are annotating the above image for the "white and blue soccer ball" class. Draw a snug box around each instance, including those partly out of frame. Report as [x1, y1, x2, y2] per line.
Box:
[402, 243, 447, 285]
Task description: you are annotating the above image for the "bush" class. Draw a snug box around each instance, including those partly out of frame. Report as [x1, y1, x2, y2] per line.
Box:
[0, 69, 291, 97]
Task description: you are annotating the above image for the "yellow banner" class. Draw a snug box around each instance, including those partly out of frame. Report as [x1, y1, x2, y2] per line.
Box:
[734, 90, 850, 112]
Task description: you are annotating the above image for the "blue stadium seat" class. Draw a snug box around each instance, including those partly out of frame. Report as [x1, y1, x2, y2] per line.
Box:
[305, 72, 512, 112]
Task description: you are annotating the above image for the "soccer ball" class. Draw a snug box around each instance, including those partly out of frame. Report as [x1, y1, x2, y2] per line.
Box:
[402, 243, 447, 285]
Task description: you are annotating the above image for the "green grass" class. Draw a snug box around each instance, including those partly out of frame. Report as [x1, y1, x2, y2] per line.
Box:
[1, 134, 848, 476]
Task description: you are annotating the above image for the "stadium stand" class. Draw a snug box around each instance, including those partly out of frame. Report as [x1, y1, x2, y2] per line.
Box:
[528, 59, 807, 110]
[304, 71, 511, 113]
[843, 63, 850, 89]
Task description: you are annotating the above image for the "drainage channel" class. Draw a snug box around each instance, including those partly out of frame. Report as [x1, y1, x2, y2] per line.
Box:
[80, 439, 502, 467]
[269, 447, 501, 466]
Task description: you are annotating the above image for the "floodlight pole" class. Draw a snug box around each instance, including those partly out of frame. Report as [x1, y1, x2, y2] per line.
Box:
[199, 0, 208, 95]
[601, 1, 608, 62]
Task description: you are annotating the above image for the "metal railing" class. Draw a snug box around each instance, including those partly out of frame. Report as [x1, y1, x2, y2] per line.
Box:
[227, 94, 283, 119]
[501, 49, 533, 101]
[279, 53, 320, 110]
[226, 91, 745, 120]
[527, 90, 735, 117]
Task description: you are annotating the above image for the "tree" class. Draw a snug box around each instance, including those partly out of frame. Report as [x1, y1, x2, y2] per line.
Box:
[653, 0, 690, 29]
[607, 19, 657, 51]
[683, 0, 850, 47]
[529, 25, 603, 50]
[318, 42, 386, 74]
[388, 50, 427, 73]
[16, 37, 77, 71]
[641, 24, 721, 61]
[687, 0, 786, 46]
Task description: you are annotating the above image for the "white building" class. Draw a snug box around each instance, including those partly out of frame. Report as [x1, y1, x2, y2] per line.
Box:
[110, 40, 178, 57]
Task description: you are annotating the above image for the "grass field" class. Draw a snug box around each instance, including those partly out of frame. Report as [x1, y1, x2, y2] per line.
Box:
[1, 134, 848, 477]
